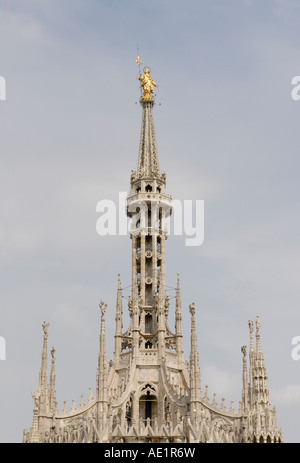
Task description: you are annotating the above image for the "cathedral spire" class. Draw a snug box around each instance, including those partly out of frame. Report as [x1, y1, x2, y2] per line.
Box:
[252, 316, 270, 407]
[137, 100, 160, 178]
[241, 345, 248, 412]
[38, 321, 50, 414]
[136, 67, 159, 178]
[49, 346, 57, 413]
[248, 319, 254, 408]
[114, 275, 123, 368]
[255, 315, 262, 354]
[96, 300, 108, 433]
[245, 317, 279, 442]
[189, 303, 201, 413]
[97, 301, 108, 399]
[175, 273, 183, 364]
[127, 65, 171, 312]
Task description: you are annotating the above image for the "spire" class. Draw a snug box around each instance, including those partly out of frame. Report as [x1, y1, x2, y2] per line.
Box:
[175, 273, 183, 364]
[241, 345, 248, 412]
[248, 320, 254, 408]
[49, 346, 57, 413]
[255, 315, 261, 354]
[114, 275, 123, 368]
[30, 389, 41, 443]
[96, 300, 108, 432]
[248, 319, 254, 352]
[175, 273, 182, 332]
[136, 67, 159, 179]
[28, 321, 50, 442]
[252, 316, 270, 407]
[38, 321, 50, 414]
[137, 100, 160, 178]
[246, 317, 280, 442]
[116, 274, 123, 332]
[189, 303, 201, 409]
[127, 64, 171, 312]
[97, 301, 108, 401]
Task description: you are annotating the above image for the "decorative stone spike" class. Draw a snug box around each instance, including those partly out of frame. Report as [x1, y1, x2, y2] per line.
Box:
[80, 394, 85, 408]
[88, 387, 94, 403]
[71, 399, 77, 411]
[212, 393, 218, 407]
[63, 401, 68, 414]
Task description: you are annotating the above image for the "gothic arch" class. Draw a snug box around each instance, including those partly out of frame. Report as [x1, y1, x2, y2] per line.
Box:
[138, 382, 158, 399]
[138, 383, 158, 425]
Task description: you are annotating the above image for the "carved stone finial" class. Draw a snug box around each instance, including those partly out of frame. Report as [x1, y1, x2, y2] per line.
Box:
[71, 399, 77, 411]
[99, 300, 107, 317]
[63, 400, 68, 414]
[80, 394, 85, 408]
[51, 347, 56, 359]
[241, 345, 247, 358]
[189, 302, 196, 317]
[42, 321, 49, 337]
[32, 388, 40, 409]
[256, 315, 260, 334]
[248, 320, 253, 334]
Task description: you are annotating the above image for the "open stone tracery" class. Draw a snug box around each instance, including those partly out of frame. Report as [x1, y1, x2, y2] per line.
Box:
[23, 67, 282, 444]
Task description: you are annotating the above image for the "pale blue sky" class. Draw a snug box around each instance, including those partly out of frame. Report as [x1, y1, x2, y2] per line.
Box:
[0, 0, 300, 442]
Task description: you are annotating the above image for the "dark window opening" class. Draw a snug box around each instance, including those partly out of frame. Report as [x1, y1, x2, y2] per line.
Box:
[145, 314, 153, 333]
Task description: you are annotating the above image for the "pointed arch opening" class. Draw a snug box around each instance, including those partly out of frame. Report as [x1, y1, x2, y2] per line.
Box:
[139, 384, 158, 426]
[145, 314, 153, 333]
[139, 391, 157, 424]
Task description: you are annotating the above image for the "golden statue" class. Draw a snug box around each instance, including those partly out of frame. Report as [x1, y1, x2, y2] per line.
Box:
[138, 66, 157, 101]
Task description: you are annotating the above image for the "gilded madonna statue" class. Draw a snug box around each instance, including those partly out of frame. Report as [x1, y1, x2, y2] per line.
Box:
[138, 67, 157, 101]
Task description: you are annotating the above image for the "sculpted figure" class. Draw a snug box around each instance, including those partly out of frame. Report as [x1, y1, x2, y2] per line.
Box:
[42, 321, 49, 338]
[241, 345, 247, 358]
[189, 302, 196, 317]
[139, 67, 157, 101]
[99, 300, 107, 317]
